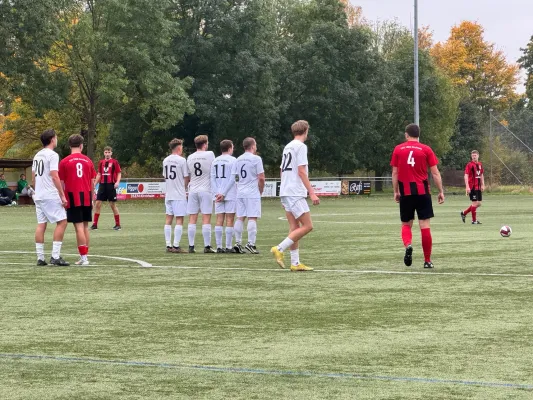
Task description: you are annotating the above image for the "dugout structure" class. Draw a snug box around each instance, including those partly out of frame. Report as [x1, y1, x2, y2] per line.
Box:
[0, 158, 34, 205]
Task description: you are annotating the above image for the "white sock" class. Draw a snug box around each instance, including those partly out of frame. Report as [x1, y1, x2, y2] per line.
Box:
[164, 225, 172, 247]
[234, 220, 244, 243]
[225, 227, 234, 249]
[247, 220, 257, 245]
[188, 224, 196, 246]
[215, 226, 223, 248]
[81, 255, 88, 262]
[290, 249, 300, 266]
[52, 241, 62, 259]
[202, 224, 212, 247]
[36, 243, 44, 261]
[277, 237, 294, 252]
[173, 225, 183, 247]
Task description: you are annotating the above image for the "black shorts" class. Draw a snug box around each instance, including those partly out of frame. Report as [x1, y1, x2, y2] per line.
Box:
[67, 206, 93, 224]
[469, 190, 482, 202]
[399, 194, 434, 222]
[97, 183, 117, 202]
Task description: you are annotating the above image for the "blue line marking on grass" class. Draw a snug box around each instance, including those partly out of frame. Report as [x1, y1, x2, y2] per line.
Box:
[0, 353, 531, 390]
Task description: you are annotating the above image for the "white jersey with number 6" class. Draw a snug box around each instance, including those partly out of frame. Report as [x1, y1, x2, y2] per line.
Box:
[186, 151, 215, 194]
[32, 148, 61, 201]
[211, 154, 237, 201]
[233, 152, 264, 199]
[280, 139, 308, 197]
[163, 154, 189, 201]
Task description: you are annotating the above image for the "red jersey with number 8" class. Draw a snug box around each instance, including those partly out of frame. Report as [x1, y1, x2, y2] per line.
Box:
[59, 153, 97, 208]
[390, 141, 438, 196]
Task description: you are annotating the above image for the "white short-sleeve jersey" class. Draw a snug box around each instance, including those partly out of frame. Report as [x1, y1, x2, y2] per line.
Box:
[32, 148, 61, 201]
[186, 151, 215, 193]
[233, 152, 264, 199]
[280, 139, 308, 197]
[211, 154, 237, 201]
[163, 154, 189, 201]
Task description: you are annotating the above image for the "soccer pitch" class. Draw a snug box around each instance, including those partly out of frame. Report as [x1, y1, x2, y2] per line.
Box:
[1, 195, 533, 399]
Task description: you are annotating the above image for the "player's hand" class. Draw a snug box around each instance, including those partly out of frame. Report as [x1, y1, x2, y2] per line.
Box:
[437, 192, 445, 204]
[60, 195, 68, 208]
[310, 193, 320, 205]
[394, 192, 401, 203]
[481, 185, 485, 192]
[114, 182, 119, 189]
[465, 187, 470, 196]
[215, 194, 225, 203]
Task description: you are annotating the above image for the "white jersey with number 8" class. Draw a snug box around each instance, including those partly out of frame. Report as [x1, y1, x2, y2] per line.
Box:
[280, 139, 308, 197]
[186, 151, 215, 194]
[32, 148, 61, 201]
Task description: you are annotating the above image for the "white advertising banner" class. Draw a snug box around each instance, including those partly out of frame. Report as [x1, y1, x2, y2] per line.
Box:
[262, 181, 278, 197]
[310, 180, 341, 196]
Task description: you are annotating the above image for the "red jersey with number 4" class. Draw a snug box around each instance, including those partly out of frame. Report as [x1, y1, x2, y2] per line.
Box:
[390, 141, 439, 196]
[98, 158, 121, 184]
[59, 153, 96, 208]
[465, 161, 484, 191]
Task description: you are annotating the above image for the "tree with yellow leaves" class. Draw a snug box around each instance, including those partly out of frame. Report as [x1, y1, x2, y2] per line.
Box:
[431, 21, 519, 111]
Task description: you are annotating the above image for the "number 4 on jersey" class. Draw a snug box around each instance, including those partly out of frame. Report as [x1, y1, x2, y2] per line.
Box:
[407, 151, 415, 167]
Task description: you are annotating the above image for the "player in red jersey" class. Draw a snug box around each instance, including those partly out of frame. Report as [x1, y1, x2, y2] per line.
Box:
[92, 146, 122, 230]
[390, 124, 445, 269]
[460, 150, 484, 224]
[59, 134, 97, 266]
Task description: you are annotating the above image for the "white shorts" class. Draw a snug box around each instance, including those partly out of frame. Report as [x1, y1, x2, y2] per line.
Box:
[236, 198, 261, 218]
[165, 199, 188, 217]
[35, 199, 67, 224]
[215, 200, 236, 215]
[187, 192, 213, 215]
[281, 196, 310, 219]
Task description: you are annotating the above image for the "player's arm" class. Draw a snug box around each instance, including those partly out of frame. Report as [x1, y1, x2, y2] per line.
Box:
[210, 163, 218, 195]
[258, 172, 265, 196]
[298, 166, 319, 205]
[217, 168, 237, 202]
[94, 172, 101, 188]
[464, 172, 470, 195]
[430, 165, 445, 204]
[481, 173, 485, 192]
[392, 166, 400, 203]
[115, 172, 121, 189]
[51, 170, 67, 206]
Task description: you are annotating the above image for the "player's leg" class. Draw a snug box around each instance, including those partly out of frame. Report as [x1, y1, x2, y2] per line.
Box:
[164, 204, 174, 252]
[214, 201, 225, 252]
[244, 198, 261, 254]
[110, 200, 121, 230]
[35, 220, 48, 266]
[51, 219, 69, 266]
[233, 199, 246, 253]
[225, 211, 235, 252]
[73, 220, 89, 266]
[187, 192, 200, 252]
[399, 196, 415, 267]
[471, 194, 482, 224]
[173, 216, 185, 252]
[416, 194, 435, 268]
[91, 187, 105, 229]
[200, 193, 214, 253]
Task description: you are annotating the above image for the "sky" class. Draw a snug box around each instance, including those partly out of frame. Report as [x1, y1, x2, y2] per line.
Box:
[352, 0, 532, 92]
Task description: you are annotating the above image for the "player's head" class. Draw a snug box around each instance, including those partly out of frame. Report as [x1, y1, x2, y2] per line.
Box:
[194, 135, 209, 150]
[68, 134, 84, 151]
[169, 138, 183, 155]
[243, 137, 257, 154]
[405, 124, 420, 140]
[0, 174, 4, 180]
[471, 150, 479, 162]
[103, 146, 113, 160]
[220, 139, 233, 155]
[20, 174, 26, 180]
[291, 120, 309, 140]
[41, 129, 57, 148]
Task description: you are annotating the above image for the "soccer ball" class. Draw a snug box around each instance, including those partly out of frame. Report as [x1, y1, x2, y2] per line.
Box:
[500, 225, 512, 237]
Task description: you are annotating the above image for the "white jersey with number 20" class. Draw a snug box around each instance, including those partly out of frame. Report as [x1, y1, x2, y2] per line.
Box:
[32, 148, 61, 201]
[280, 139, 308, 197]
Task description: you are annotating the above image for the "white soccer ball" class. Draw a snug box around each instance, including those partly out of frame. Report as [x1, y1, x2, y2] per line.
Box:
[500, 225, 512, 238]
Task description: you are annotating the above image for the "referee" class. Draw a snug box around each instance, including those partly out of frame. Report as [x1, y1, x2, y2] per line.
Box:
[91, 146, 122, 230]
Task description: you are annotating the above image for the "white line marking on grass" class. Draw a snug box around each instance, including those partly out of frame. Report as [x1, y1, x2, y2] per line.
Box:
[0, 251, 152, 268]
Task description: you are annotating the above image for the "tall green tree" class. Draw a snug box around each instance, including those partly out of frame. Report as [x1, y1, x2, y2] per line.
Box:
[518, 35, 533, 105]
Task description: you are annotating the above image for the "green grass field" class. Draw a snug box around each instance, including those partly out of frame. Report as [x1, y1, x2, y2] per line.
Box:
[1, 195, 533, 399]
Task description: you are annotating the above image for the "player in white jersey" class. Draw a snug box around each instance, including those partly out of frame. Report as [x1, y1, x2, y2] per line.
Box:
[186, 135, 216, 253]
[163, 138, 190, 253]
[211, 140, 237, 253]
[219, 137, 265, 254]
[271, 120, 319, 271]
[32, 129, 70, 266]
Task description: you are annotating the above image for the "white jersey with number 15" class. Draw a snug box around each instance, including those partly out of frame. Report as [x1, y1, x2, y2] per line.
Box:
[280, 139, 308, 197]
[186, 151, 215, 193]
[163, 154, 189, 201]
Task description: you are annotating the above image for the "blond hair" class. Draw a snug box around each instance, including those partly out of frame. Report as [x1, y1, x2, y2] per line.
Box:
[291, 120, 309, 136]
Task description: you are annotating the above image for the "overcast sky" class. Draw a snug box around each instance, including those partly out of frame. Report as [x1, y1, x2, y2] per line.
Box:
[352, 0, 532, 91]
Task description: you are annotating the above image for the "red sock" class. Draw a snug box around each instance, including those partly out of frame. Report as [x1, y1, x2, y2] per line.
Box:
[401, 225, 412, 247]
[472, 207, 477, 222]
[94, 213, 100, 226]
[421, 228, 432, 262]
[114, 214, 120, 226]
[78, 245, 88, 256]
[463, 206, 472, 215]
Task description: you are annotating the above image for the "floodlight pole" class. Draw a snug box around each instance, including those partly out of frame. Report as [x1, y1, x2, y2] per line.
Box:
[414, 0, 420, 126]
